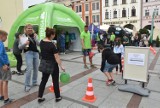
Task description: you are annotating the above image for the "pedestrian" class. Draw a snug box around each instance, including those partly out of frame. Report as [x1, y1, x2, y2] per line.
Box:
[59, 31, 65, 54]
[13, 33, 23, 75]
[19, 24, 39, 92]
[113, 38, 124, 74]
[110, 32, 115, 49]
[38, 27, 65, 103]
[80, 25, 96, 69]
[65, 31, 70, 50]
[0, 30, 13, 104]
[123, 35, 129, 46]
[98, 45, 119, 86]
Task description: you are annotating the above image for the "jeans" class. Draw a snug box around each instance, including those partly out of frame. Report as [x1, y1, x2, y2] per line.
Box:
[38, 63, 60, 98]
[13, 53, 22, 72]
[25, 51, 39, 87]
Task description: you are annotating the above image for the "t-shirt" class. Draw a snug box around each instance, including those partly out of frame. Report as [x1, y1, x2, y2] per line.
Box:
[110, 34, 115, 41]
[0, 41, 9, 67]
[65, 35, 69, 43]
[80, 31, 91, 49]
[40, 40, 58, 62]
[100, 48, 119, 71]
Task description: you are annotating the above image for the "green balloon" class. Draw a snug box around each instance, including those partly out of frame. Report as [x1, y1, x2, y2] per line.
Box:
[60, 72, 70, 83]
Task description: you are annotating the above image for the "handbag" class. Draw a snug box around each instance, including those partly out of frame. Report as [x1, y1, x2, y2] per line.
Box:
[39, 59, 55, 74]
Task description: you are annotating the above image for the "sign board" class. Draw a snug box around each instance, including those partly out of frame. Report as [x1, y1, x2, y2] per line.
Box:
[123, 46, 150, 82]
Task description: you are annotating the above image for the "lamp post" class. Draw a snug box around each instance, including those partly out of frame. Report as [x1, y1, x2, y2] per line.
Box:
[150, 9, 157, 44]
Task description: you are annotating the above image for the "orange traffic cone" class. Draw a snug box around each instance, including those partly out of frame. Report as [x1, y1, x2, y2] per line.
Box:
[150, 46, 156, 55]
[121, 58, 124, 73]
[82, 78, 96, 103]
[49, 83, 54, 92]
[49, 83, 61, 92]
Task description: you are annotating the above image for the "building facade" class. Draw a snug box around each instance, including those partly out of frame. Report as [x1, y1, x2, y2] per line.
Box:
[71, 0, 102, 26]
[102, 0, 142, 32]
[142, 0, 160, 39]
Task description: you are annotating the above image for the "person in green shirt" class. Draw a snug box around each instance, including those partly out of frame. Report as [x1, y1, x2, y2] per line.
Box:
[80, 25, 96, 69]
[110, 32, 115, 48]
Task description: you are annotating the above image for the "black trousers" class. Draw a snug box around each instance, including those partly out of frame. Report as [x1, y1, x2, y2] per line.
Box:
[13, 53, 22, 72]
[38, 64, 60, 98]
[116, 53, 122, 72]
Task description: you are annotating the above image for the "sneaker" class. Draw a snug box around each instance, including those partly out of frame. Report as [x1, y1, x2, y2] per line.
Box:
[106, 80, 112, 86]
[16, 71, 24, 75]
[11, 71, 16, 75]
[90, 64, 96, 68]
[24, 86, 31, 92]
[111, 80, 116, 85]
[38, 98, 45, 103]
[32, 83, 39, 87]
[84, 65, 89, 69]
[55, 96, 62, 102]
[4, 98, 14, 105]
[0, 96, 4, 100]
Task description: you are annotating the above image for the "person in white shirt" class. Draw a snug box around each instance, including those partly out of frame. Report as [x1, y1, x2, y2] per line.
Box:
[113, 38, 124, 74]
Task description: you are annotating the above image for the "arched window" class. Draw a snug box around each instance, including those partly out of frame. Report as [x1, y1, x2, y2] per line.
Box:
[122, 8, 126, 17]
[131, 7, 136, 16]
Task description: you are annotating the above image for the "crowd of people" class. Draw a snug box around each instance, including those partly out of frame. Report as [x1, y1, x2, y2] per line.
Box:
[0, 24, 65, 105]
[0, 24, 152, 105]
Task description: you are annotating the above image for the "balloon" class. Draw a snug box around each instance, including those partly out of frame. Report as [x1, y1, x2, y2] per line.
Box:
[60, 72, 70, 83]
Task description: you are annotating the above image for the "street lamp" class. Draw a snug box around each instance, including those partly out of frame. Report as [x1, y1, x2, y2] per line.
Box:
[150, 9, 158, 44]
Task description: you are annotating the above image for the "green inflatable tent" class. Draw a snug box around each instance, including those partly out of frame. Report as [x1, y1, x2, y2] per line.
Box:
[8, 2, 85, 51]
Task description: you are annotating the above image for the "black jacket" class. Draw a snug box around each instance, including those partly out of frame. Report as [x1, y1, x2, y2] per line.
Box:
[100, 48, 120, 71]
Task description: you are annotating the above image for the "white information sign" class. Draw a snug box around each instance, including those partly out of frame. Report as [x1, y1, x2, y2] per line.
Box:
[123, 47, 150, 82]
[128, 53, 145, 66]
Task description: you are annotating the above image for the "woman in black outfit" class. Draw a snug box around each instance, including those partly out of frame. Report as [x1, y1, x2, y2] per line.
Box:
[38, 28, 65, 103]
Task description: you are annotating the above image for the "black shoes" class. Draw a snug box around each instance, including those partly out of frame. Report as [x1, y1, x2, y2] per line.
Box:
[38, 98, 45, 103]
[55, 96, 62, 102]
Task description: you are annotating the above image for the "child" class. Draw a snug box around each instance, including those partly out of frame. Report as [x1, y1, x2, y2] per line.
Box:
[0, 30, 13, 105]
[113, 38, 124, 74]
[98, 45, 119, 86]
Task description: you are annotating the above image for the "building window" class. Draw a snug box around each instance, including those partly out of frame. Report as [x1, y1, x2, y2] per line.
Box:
[76, 6, 78, 12]
[122, 8, 126, 17]
[105, 0, 109, 7]
[105, 10, 109, 19]
[92, 15, 96, 22]
[85, 16, 89, 25]
[114, 10, 117, 18]
[85, 4, 89, 11]
[131, 0, 136, 3]
[145, 10, 149, 16]
[122, 0, 126, 4]
[96, 2, 99, 10]
[131, 7, 136, 16]
[92, 15, 99, 23]
[92, 3, 95, 10]
[154, 8, 159, 16]
[113, 0, 117, 5]
[96, 15, 99, 23]
[79, 5, 82, 12]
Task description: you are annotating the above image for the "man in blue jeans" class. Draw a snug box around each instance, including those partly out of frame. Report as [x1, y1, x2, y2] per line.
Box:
[19, 24, 39, 92]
